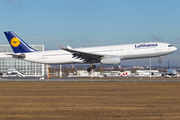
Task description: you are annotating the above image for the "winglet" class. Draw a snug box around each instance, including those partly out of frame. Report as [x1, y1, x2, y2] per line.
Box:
[58, 44, 66, 50]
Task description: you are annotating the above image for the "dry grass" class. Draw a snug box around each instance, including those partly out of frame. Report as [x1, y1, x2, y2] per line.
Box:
[0, 82, 180, 120]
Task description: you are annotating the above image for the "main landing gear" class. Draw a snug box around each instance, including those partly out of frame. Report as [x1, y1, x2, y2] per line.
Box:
[158, 56, 162, 63]
[87, 64, 96, 72]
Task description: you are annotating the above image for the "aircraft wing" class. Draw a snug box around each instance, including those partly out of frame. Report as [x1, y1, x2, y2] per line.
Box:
[59, 44, 104, 63]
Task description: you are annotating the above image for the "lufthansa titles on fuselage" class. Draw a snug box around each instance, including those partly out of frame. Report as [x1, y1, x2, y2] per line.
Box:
[135, 43, 158, 49]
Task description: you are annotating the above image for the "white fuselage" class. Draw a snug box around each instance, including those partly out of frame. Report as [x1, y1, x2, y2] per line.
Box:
[21, 42, 176, 64]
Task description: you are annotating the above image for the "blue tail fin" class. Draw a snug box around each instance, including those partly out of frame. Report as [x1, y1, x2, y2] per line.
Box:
[4, 31, 36, 53]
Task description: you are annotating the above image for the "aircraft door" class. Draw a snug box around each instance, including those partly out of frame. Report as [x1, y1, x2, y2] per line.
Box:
[158, 44, 164, 53]
[127, 47, 131, 55]
[38, 54, 42, 59]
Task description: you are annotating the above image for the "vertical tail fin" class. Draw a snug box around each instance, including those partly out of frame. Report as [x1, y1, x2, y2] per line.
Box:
[4, 31, 36, 53]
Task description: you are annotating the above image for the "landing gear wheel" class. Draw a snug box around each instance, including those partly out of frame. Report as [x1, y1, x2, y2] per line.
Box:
[87, 68, 92, 72]
[158, 60, 162, 63]
[87, 64, 96, 72]
[91, 65, 96, 69]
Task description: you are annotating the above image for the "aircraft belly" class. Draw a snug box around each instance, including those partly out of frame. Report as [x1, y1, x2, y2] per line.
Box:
[25, 54, 83, 64]
[121, 49, 172, 60]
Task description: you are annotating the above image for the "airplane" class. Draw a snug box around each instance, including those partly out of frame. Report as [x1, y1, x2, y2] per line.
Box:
[161, 61, 178, 77]
[3, 31, 177, 72]
[161, 69, 178, 77]
[167, 61, 178, 76]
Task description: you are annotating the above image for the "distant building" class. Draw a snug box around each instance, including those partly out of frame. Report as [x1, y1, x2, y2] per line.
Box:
[0, 45, 47, 77]
[103, 71, 131, 77]
[68, 70, 131, 77]
[119, 65, 121, 69]
[133, 66, 144, 69]
[69, 70, 101, 77]
[135, 70, 160, 77]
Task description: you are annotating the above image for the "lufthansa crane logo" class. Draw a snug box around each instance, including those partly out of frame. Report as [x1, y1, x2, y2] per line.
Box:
[10, 37, 20, 47]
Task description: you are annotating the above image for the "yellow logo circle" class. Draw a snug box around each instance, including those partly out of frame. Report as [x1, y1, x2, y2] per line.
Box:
[10, 37, 20, 47]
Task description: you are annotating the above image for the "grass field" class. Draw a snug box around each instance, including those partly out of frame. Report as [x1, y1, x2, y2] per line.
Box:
[0, 82, 180, 120]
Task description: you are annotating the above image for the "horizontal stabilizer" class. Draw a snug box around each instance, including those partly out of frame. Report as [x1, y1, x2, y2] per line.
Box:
[6, 53, 26, 59]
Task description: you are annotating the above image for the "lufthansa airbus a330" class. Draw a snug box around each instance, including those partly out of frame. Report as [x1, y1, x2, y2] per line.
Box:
[3, 31, 177, 72]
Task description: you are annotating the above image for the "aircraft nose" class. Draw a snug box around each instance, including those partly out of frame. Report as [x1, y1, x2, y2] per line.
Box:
[174, 47, 177, 51]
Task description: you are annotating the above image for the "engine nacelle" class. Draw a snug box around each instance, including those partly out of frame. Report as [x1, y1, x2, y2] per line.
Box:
[101, 57, 121, 65]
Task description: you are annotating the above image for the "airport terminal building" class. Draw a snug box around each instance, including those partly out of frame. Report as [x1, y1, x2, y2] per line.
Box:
[0, 45, 47, 77]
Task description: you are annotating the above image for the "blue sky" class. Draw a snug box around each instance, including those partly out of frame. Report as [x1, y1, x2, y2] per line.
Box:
[0, 0, 180, 66]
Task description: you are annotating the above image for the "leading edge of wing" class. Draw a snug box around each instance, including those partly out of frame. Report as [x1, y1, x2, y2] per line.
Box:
[58, 44, 104, 61]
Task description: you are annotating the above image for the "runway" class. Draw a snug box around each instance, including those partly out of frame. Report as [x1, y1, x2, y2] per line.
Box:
[0, 77, 180, 82]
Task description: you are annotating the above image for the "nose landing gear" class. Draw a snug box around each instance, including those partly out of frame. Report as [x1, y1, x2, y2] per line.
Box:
[158, 56, 162, 63]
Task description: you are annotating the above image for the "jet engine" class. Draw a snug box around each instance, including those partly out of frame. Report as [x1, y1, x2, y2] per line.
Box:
[101, 57, 121, 65]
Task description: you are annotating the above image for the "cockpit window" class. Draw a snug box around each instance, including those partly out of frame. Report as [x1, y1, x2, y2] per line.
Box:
[168, 45, 173, 47]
